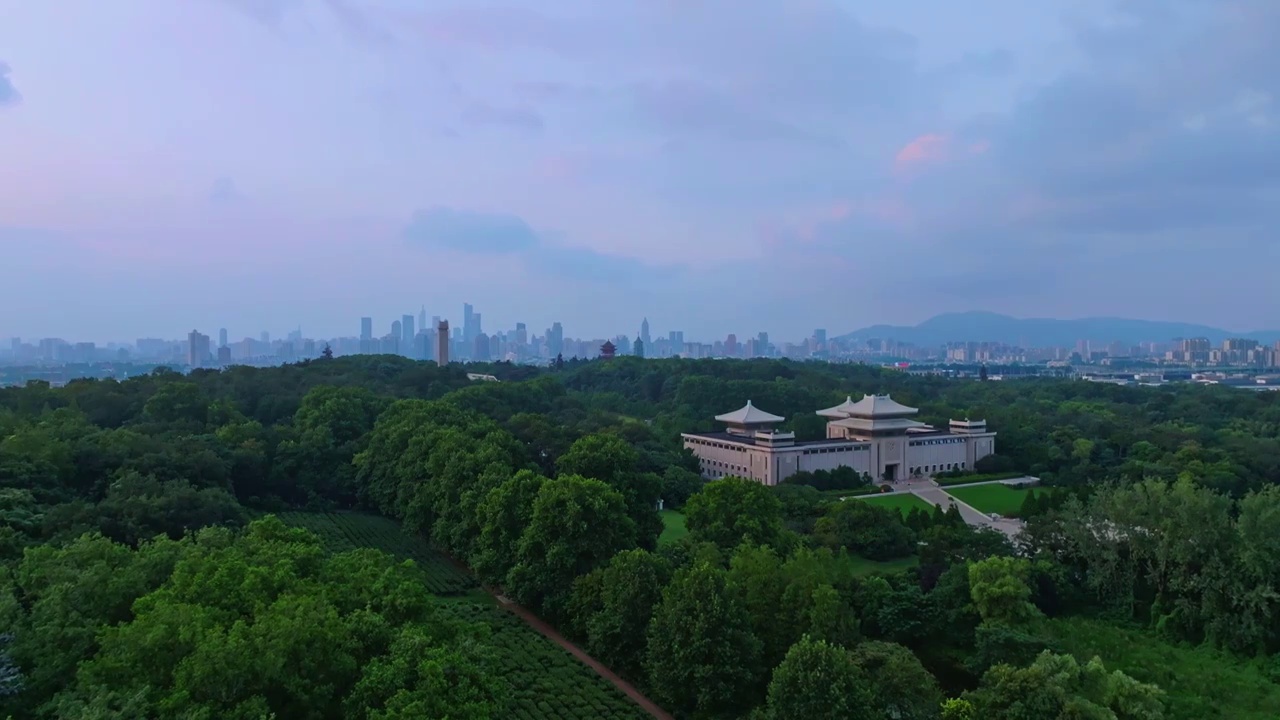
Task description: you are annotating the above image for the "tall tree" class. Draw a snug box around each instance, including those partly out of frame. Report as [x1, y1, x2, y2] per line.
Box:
[570, 549, 671, 679]
[850, 641, 943, 720]
[762, 636, 876, 720]
[685, 478, 785, 552]
[505, 475, 637, 620]
[557, 433, 664, 549]
[646, 562, 763, 718]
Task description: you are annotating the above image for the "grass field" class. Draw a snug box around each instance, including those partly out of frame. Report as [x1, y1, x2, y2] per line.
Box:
[859, 492, 933, 515]
[279, 511, 650, 720]
[276, 511, 477, 595]
[845, 554, 919, 577]
[1046, 616, 1280, 720]
[934, 471, 1026, 487]
[658, 510, 688, 545]
[946, 484, 1050, 517]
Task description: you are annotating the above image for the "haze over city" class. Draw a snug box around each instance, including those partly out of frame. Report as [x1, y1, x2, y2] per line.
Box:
[2, 0, 1278, 343]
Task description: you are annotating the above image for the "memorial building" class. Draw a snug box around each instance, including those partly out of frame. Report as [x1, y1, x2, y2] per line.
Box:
[681, 394, 996, 485]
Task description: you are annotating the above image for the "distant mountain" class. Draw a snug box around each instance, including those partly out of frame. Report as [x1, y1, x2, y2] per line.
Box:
[838, 311, 1280, 348]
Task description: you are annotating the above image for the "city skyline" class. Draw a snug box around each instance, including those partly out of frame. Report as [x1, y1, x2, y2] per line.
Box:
[2, 1, 1278, 340]
[8, 303, 1280, 351]
[9, 302, 1280, 370]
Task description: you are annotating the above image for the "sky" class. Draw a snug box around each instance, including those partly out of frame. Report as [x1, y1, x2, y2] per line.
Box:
[1, 0, 1278, 343]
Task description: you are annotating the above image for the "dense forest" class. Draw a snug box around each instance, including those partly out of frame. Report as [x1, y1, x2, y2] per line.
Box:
[2, 354, 1280, 719]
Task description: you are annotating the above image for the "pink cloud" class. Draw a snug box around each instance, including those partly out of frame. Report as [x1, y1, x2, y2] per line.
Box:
[759, 196, 913, 248]
[893, 133, 991, 176]
[894, 133, 951, 174]
[537, 155, 586, 182]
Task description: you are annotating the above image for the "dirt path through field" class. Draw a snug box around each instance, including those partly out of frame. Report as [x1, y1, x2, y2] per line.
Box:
[434, 551, 674, 719]
[496, 595, 675, 720]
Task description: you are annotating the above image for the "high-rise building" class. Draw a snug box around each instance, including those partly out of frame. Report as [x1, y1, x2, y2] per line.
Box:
[473, 333, 491, 362]
[633, 337, 645, 358]
[401, 315, 415, 349]
[260, 331, 270, 344]
[668, 330, 684, 357]
[218, 328, 228, 348]
[360, 317, 374, 354]
[391, 320, 402, 344]
[187, 330, 211, 368]
[418, 306, 427, 335]
[640, 318, 651, 346]
[515, 322, 527, 345]
[436, 320, 450, 366]
[463, 303, 475, 342]
[547, 322, 564, 358]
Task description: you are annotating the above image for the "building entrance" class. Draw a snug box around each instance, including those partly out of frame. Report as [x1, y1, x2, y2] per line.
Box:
[883, 463, 898, 482]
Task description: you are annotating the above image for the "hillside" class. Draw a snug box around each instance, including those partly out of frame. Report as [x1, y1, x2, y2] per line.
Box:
[839, 311, 1280, 347]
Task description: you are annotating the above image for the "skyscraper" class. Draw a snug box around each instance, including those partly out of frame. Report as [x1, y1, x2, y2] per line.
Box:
[187, 330, 211, 368]
[463, 303, 475, 342]
[218, 328, 228, 348]
[360, 317, 374, 354]
[418, 306, 427, 335]
[436, 320, 450, 366]
[547, 322, 564, 358]
[473, 333, 491, 362]
[391, 320, 402, 343]
[640, 318, 651, 346]
[401, 314, 415, 350]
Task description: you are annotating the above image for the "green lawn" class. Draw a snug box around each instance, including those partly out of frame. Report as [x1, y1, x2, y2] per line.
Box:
[845, 554, 919, 577]
[1046, 616, 1280, 720]
[659, 509, 688, 545]
[946, 484, 1050, 517]
[935, 471, 1025, 486]
[859, 492, 933, 515]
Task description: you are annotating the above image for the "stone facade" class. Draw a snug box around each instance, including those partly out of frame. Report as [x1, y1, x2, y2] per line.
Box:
[682, 394, 996, 485]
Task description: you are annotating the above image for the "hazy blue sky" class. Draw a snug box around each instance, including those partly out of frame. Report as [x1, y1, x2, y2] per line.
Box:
[2, 0, 1277, 343]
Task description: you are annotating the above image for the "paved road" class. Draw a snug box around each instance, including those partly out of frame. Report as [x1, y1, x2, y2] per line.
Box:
[908, 485, 1025, 540]
[913, 487, 988, 523]
[937, 475, 1040, 489]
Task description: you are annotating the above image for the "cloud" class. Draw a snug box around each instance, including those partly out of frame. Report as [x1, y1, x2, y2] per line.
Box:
[460, 100, 544, 132]
[208, 177, 244, 204]
[404, 208, 539, 254]
[413, 3, 936, 150]
[894, 134, 950, 173]
[212, 0, 391, 46]
[0, 62, 20, 107]
[402, 207, 675, 285]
